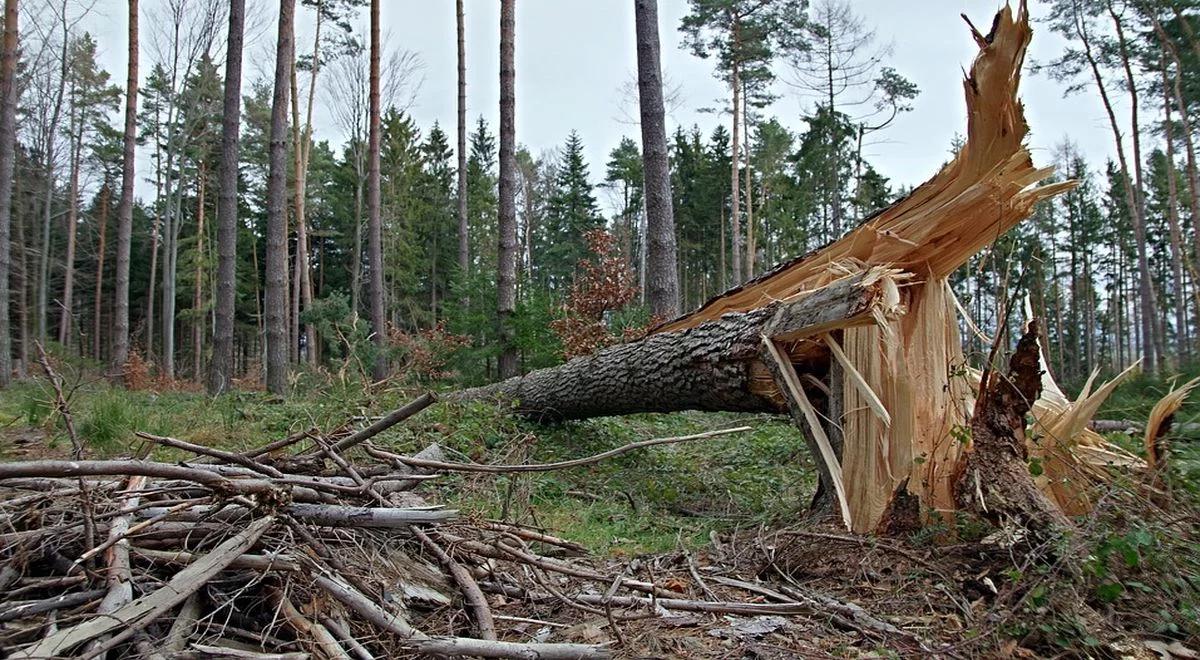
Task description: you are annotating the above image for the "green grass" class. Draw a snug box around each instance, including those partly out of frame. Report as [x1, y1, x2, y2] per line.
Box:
[370, 402, 814, 554]
[8, 359, 1194, 558]
[0, 379, 813, 555]
[1091, 364, 1200, 493]
[0, 376, 418, 456]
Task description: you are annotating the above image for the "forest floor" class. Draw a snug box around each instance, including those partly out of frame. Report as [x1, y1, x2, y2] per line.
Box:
[1, 360, 1199, 658]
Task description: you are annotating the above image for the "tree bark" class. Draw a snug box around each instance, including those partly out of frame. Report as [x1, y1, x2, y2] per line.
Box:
[1160, 55, 1189, 359]
[192, 162, 206, 380]
[456, 0, 469, 277]
[93, 182, 109, 361]
[954, 321, 1071, 539]
[210, 0, 245, 394]
[14, 170, 27, 376]
[366, 0, 386, 381]
[1108, 0, 1160, 370]
[729, 51, 742, 285]
[0, 0, 17, 387]
[497, 0, 518, 379]
[457, 269, 893, 421]
[146, 126, 162, 360]
[1149, 12, 1200, 339]
[112, 0, 138, 379]
[37, 19, 68, 346]
[265, 0, 295, 395]
[57, 101, 83, 347]
[635, 0, 680, 320]
[744, 90, 755, 279]
[161, 168, 185, 380]
[289, 3, 321, 366]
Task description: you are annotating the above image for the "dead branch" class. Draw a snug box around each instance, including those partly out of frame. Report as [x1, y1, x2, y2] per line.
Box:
[366, 426, 750, 474]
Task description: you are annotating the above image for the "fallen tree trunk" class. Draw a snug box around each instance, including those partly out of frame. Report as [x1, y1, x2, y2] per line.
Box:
[456, 268, 903, 421]
[1091, 419, 1200, 435]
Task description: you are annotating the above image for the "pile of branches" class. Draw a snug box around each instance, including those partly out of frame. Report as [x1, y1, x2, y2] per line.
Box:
[0, 391, 623, 659]
[3, 388, 832, 659]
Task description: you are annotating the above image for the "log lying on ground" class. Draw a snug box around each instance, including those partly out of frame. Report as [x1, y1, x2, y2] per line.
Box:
[1091, 419, 1200, 435]
[456, 266, 904, 421]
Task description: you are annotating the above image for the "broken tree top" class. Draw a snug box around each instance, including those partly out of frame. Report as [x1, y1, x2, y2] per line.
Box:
[462, 1, 1140, 535]
[656, 0, 1073, 334]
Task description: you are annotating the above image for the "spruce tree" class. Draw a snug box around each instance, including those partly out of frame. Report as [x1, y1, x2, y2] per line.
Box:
[540, 131, 601, 290]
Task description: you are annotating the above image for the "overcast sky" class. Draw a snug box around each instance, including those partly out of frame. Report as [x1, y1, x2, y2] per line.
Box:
[77, 0, 1119, 211]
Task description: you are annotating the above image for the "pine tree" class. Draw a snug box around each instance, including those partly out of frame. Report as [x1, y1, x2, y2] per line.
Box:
[111, 0, 139, 380]
[210, 0, 246, 394]
[0, 0, 16, 387]
[57, 34, 120, 348]
[497, 0, 518, 378]
[635, 0, 680, 318]
[539, 131, 601, 290]
[603, 137, 643, 272]
[679, 0, 808, 284]
[265, 0, 296, 394]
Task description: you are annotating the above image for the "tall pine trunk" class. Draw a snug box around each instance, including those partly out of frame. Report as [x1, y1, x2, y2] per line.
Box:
[1073, 4, 1157, 374]
[38, 23, 68, 345]
[93, 182, 109, 361]
[744, 95, 755, 280]
[1161, 56, 1189, 360]
[265, 0, 295, 395]
[367, 0, 386, 381]
[192, 162, 206, 380]
[161, 172, 185, 380]
[728, 54, 742, 285]
[57, 120, 83, 346]
[209, 0, 245, 394]
[1151, 14, 1200, 334]
[497, 0, 518, 379]
[289, 4, 321, 366]
[15, 172, 27, 376]
[0, 0, 17, 387]
[456, 0, 469, 277]
[1107, 0, 1159, 372]
[634, 0, 679, 320]
[145, 116, 163, 359]
[112, 0, 138, 379]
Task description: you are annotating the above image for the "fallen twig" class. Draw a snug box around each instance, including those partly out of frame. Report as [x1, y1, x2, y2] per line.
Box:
[369, 426, 751, 474]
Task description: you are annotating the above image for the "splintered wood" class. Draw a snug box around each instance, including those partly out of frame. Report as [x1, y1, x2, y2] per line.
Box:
[653, 1, 1127, 532]
[451, 1, 1158, 534]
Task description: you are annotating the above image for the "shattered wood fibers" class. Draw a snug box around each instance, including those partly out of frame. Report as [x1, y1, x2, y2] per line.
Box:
[655, 3, 1128, 532]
